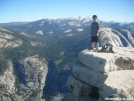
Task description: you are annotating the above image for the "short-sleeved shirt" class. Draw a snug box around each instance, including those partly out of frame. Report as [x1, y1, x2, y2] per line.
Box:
[91, 22, 99, 36]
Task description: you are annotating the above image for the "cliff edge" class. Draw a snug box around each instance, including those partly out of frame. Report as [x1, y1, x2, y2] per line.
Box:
[67, 47, 134, 101]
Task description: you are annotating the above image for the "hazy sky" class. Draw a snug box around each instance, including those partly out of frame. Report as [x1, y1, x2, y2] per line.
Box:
[0, 0, 134, 23]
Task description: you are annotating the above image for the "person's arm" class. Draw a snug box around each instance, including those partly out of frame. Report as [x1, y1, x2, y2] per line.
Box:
[96, 29, 99, 36]
[96, 22, 100, 36]
[90, 23, 92, 36]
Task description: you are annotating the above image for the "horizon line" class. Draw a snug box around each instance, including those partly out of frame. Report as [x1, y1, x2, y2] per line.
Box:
[0, 16, 134, 23]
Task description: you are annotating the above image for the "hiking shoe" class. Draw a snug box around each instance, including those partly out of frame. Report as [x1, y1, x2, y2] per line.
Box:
[89, 47, 94, 50]
[94, 49, 99, 52]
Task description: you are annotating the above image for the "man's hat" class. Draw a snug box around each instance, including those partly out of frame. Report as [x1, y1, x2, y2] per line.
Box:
[92, 15, 97, 18]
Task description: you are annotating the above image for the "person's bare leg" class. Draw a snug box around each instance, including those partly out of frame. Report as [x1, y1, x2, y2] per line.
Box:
[96, 42, 99, 50]
[91, 42, 95, 50]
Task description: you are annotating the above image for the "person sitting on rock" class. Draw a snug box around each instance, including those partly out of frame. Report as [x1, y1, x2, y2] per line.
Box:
[90, 15, 100, 51]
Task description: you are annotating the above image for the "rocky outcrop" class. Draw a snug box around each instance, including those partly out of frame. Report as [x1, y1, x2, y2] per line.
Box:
[0, 61, 20, 101]
[0, 56, 48, 101]
[67, 47, 134, 101]
[102, 70, 134, 101]
[0, 28, 22, 48]
[79, 47, 134, 73]
[67, 76, 91, 97]
[72, 64, 107, 88]
[17, 55, 48, 101]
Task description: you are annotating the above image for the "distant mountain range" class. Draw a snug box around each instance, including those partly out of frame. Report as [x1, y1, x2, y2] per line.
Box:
[0, 17, 134, 46]
[0, 17, 133, 26]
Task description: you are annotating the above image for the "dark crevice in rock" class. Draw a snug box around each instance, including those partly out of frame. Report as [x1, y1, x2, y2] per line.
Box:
[89, 86, 100, 99]
[14, 61, 29, 88]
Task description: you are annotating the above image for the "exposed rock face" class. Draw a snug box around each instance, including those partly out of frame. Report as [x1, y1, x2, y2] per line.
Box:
[119, 29, 134, 46]
[72, 63, 107, 88]
[30, 41, 42, 46]
[67, 47, 134, 101]
[0, 61, 20, 101]
[50, 93, 64, 101]
[17, 56, 48, 101]
[99, 28, 132, 47]
[67, 76, 91, 97]
[0, 56, 48, 101]
[0, 28, 22, 48]
[79, 47, 134, 73]
[102, 70, 134, 101]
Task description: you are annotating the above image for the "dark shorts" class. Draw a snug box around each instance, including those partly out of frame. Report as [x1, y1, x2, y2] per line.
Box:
[91, 36, 99, 43]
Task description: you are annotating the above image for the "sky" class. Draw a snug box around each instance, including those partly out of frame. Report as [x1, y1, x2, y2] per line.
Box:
[0, 0, 134, 23]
